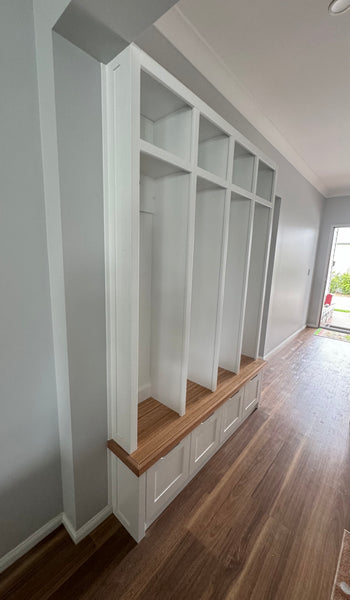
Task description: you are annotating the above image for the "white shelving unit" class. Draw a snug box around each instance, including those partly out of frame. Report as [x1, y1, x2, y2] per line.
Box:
[102, 43, 277, 456]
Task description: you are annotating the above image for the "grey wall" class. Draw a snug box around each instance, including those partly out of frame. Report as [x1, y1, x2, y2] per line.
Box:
[0, 1, 62, 557]
[53, 33, 108, 528]
[137, 27, 325, 355]
[308, 196, 350, 327]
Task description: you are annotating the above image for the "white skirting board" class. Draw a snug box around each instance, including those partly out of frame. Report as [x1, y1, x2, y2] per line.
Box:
[0, 514, 62, 574]
[62, 505, 112, 544]
[263, 325, 306, 360]
[0, 504, 112, 574]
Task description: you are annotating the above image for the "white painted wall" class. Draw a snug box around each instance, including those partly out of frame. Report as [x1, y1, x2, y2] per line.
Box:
[33, 0, 77, 529]
[32, 0, 177, 536]
[136, 27, 325, 355]
[0, 0, 62, 558]
[53, 33, 109, 528]
[308, 196, 350, 327]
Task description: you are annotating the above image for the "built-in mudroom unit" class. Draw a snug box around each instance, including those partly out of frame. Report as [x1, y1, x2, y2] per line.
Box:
[103, 45, 277, 541]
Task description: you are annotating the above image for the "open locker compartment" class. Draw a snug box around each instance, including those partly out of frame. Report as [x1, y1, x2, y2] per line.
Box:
[219, 192, 253, 374]
[188, 179, 228, 391]
[241, 202, 271, 359]
[232, 142, 256, 193]
[197, 115, 229, 180]
[140, 70, 193, 162]
[139, 153, 192, 415]
[256, 160, 275, 202]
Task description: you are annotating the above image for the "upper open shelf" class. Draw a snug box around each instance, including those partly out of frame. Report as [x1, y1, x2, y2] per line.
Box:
[256, 160, 275, 202]
[197, 174, 226, 192]
[197, 116, 229, 180]
[140, 140, 191, 179]
[232, 142, 256, 193]
[140, 70, 193, 162]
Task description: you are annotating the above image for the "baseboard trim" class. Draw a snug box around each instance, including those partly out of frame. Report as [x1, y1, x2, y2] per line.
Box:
[138, 383, 151, 404]
[62, 505, 112, 544]
[264, 325, 306, 360]
[0, 514, 62, 574]
[0, 504, 113, 573]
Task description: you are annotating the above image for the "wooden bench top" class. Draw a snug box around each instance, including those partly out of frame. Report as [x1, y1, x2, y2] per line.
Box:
[108, 356, 266, 476]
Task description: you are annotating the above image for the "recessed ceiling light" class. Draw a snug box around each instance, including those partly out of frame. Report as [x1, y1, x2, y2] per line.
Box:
[328, 0, 350, 14]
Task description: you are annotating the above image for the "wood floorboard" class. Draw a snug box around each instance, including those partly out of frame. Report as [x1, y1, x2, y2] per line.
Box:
[228, 515, 293, 600]
[1, 327, 350, 599]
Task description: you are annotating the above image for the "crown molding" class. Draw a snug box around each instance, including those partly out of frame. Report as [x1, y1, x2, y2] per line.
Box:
[155, 6, 328, 197]
[326, 188, 350, 199]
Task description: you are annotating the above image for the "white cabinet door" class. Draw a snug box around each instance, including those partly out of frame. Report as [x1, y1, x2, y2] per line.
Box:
[221, 390, 243, 442]
[242, 373, 261, 418]
[189, 410, 221, 475]
[146, 437, 190, 526]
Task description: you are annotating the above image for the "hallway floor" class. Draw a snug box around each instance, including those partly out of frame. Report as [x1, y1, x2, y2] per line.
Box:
[1, 328, 350, 599]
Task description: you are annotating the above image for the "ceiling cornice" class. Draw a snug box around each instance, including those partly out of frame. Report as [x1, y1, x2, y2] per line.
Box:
[155, 6, 329, 197]
[327, 188, 350, 199]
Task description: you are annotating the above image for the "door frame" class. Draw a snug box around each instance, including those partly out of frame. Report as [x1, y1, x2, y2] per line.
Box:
[318, 224, 350, 329]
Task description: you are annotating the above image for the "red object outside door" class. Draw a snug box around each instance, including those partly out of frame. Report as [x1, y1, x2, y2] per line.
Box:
[325, 293, 333, 306]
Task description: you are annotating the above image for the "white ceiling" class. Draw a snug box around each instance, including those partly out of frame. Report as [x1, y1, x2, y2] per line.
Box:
[156, 0, 350, 197]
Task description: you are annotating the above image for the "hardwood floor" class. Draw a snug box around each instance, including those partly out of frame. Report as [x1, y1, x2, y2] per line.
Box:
[1, 327, 350, 599]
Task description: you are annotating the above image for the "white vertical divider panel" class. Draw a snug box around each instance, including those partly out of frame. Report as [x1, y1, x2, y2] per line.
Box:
[179, 108, 200, 412]
[251, 154, 260, 196]
[138, 176, 154, 403]
[102, 46, 140, 453]
[188, 136, 233, 391]
[113, 456, 146, 542]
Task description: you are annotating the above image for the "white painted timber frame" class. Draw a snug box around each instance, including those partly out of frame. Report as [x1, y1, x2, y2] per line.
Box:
[102, 44, 277, 457]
